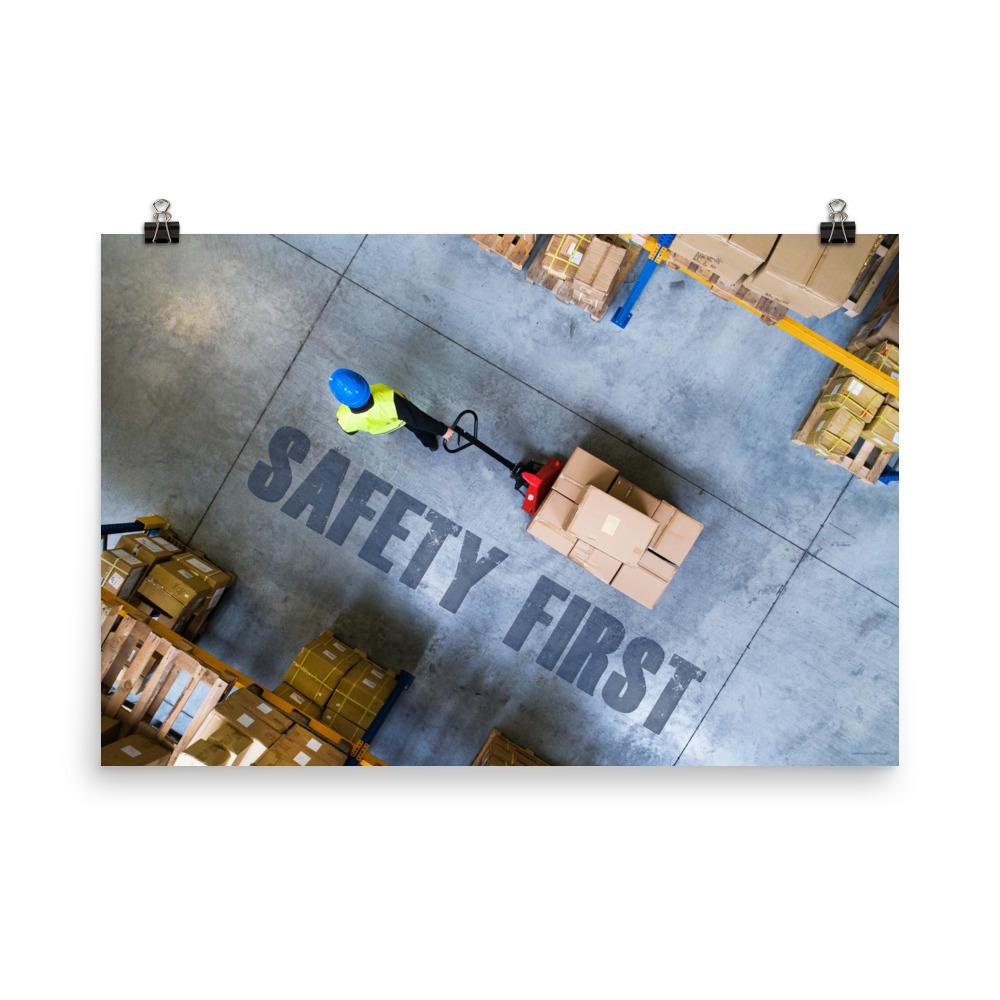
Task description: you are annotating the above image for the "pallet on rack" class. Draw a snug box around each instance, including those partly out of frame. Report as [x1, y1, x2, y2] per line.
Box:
[847, 273, 899, 354]
[525, 238, 642, 321]
[791, 392, 894, 485]
[843, 235, 898, 317]
[472, 727, 549, 766]
[468, 234, 537, 271]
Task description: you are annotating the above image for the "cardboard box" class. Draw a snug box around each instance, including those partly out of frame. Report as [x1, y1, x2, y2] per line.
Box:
[325, 660, 395, 730]
[572, 238, 626, 307]
[253, 724, 348, 766]
[808, 405, 865, 458]
[196, 688, 292, 764]
[101, 548, 145, 599]
[861, 342, 899, 377]
[175, 553, 233, 608]
[608, 475, 660, 517]
[526, 490, 579, 557]
[638, 550, 679, 583]
[101, 734, 170, 766]
[745, 235, 881, 318]
[568, 540, 623, 584]
[649, 500, 678, 547]
[861, 403, 899, 452]
[648, 508, 703, 566]
[175, 739, 236, 766]
[207, 721, 254, 758]
[117, 533, 183, 567]
[272, 682, 323, 719]
[822, 375, 885, 422]
[100, 715, 121, 746]
[552, 447, 618, 504]
[542, 234, 592, 279]
[611, 563, 669, 610]
[282, 631, 365, 707]
[319, 709, 366, 744]
[568, 486, 658, 566]
[672, 234, 777, 285]
[137, 558, 213, 618]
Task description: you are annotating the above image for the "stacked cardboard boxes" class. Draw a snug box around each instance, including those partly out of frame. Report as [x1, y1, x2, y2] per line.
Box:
[117, 532, 185, 568]
[744, 235, 883, 318]
[527, 448, 703, 609]
[542, 234, 591, 279]
[134, 549, 233, 637]
[275, 630, 398, 745]
[255, 724, 348, 766]
[101, 733, 170, 766]
[472, 728, 548, 766]
[572, 237, 627, 311]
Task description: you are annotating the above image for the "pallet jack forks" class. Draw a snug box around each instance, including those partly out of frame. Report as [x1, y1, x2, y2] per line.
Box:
[444, 409, 562, 516]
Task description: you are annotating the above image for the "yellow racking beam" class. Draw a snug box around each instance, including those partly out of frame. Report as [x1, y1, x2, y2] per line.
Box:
[629, 235, 899, 400]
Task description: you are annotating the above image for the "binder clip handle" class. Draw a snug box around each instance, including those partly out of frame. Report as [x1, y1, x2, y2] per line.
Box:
[145, 198, 180, 244]
[820, 198, 855, 244]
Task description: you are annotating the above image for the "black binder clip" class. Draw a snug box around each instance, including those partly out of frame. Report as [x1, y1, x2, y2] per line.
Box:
[144, 199, 180, 244]
[820, 199, 855, 244]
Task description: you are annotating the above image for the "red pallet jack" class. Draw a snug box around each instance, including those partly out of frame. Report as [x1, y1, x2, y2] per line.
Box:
[444, 409, 563, 516]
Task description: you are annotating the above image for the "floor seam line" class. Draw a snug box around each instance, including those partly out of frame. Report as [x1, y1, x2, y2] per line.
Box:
[186, 274, 344, 547]
[334, 270, 843, 555]
[672, 478, 853, 765]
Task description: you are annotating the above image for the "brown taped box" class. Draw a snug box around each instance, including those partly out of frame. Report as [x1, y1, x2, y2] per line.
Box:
[281, 631, 365, 707]
[117, 533, 184, 567]
[319, 710, 366, 744]
[526, 490, 579, 557]
[861, 403, 899, 452]
[569, 486, 658, 566]
[542, 234, 592, 279]
[101, 734, 170, 766]
[272, 682, 323, 719]
[137, 559, 213, 619]
[608, 475, 660, 517]
[175, 739, 236, 766]
[326, 660, 395, 729]
[611, 563, 669, 609]
[101, 548, 145, 599]
[648, 504, 703, 566]
[254, 724, 348, 766]
[101, 715, 121, 746]
[821, 374, 885, 422]
[638, 550, 678, 584]
[175, 552, 232, 592]
[572, 238, 627, 307]
[552, 447, 618, 504]
[808, 405, 865, 458]
[568, 540, 622, 584]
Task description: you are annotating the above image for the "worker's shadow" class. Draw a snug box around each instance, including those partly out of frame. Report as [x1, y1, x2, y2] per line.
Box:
[329, 584, 431, 675]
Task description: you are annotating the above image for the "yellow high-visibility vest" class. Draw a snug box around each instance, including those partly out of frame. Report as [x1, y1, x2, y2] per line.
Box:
[336, 384, 406, 435]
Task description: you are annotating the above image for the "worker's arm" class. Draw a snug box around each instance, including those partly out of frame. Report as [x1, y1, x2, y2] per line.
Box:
[394, 394, 449, 437]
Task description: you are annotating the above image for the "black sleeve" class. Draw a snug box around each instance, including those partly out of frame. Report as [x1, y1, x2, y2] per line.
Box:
[394, 393, 448, 436]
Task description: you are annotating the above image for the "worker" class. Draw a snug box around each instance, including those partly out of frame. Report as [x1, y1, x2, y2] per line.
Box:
[329, 369, 454, 451]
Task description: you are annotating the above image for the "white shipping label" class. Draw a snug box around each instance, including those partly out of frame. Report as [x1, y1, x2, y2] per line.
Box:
[832, 382, 843, 394]
[306, 738, 322, 752]
[236, 713, 255, 728]
[371, 668, 385, 678]
[848, 379, 863, 396]
[177, 569, 193, 579]
[137, 537, 162, 551]
[333, 642, 346, 651]
[186, 557, 214, 574]
[157, 539, 180, 552]
[293, 752, 311, 766]
[289, 691, 305, 704]
[117, 551, 142, 567]
[256, 702, 272, 714]
[601, 515, 621, 536]
[207, 588, 225, 609]
[892, 432, 899, 443]
[570, 250, 583, 265]
[891, 371, 898, 379]
[362, 677, 376, 688]
[121, 745, 141, 758]
[108, 572, 125, 590]
[322, 649, 338, 660]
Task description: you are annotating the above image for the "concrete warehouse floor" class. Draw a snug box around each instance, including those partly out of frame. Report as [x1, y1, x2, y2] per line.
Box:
[101, 235, 899, 765]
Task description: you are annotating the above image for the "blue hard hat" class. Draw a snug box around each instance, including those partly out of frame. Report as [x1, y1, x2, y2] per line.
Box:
[329, 368, 371, 407]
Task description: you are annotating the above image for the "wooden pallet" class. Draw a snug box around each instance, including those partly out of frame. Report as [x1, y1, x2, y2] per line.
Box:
[843, 235, 898, 317]
[525, 237, 642, 321]
[471, 727, 548, 766]
[848, 273, 899, 353]
[791, 385, 894, 485]
[468, 234, 537, 271]
[101, 603, 233, 763]
[666, 251, 789, 325]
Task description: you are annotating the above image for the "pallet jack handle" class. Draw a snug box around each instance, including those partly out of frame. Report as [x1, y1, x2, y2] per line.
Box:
[443, 409, 518, 473]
